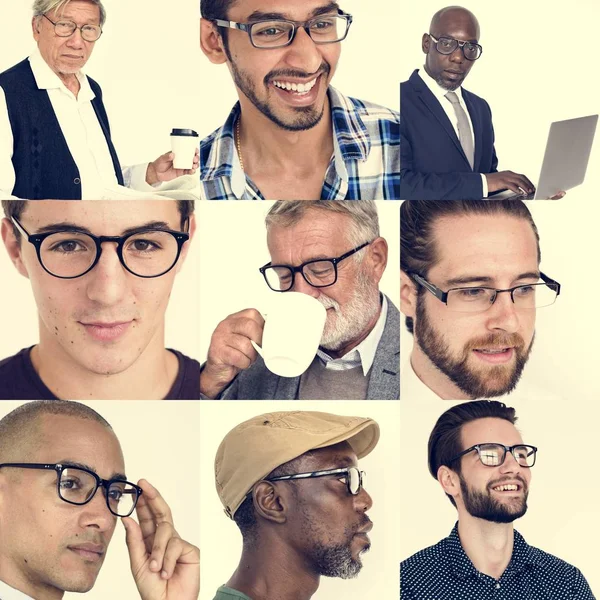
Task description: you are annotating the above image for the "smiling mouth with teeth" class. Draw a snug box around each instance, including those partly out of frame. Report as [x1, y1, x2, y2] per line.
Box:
[272, 76, 319, 94]
[476, 348, 511, 354]
[492, 484, 520, 492]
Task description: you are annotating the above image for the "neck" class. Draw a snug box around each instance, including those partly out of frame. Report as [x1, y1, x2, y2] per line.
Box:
[238, 95, 333, 174]
[0, 568, 63, 600]
[32, 324, 178, 400]
[227, 542, 320, 600]
[409, 346, 473, 400]
[57, 72, 81, 97]
[457, 516, 515, 580]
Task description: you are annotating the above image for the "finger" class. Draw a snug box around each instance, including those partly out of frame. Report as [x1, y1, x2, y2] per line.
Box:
[228, 315, 264, 343]
[161, 536, 184, 579]
[137, 479, 175, 526]
[220, 335, 259, 368]
[513, 174, 534, 193]
[149, 520, 177, 574]
[122, 517, 148, 575]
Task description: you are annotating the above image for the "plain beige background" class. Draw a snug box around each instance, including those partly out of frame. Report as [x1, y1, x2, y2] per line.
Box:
[0, 200, 200, 364]
[198, 201, 400, 362]
[0, 0, 399, 169]
[400, 200, 600, 402]
[199, 401, 401, 600]
[0, 400, 200, 600]
[399, 398, 600, 596]
[399, 0, 600, 199]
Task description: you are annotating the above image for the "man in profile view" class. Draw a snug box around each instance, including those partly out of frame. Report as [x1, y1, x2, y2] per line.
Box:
[400, 400, 594, 598]
[213, 410, 378, 600]
[0, 399, 200, 599]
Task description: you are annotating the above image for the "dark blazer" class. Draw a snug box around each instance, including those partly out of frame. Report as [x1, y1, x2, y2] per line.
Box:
[400, 69, 498, 200]
[212, 297, 401, 400]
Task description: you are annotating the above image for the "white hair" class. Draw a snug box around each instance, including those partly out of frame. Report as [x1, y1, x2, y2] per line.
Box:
[32, 0, 106, 27]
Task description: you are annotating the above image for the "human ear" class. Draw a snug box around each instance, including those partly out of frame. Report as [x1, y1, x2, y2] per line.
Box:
[438, 465, 460, 500]
[366, 237, 388, 284]
[200, 18, 228, 65]
[422, 32, 431, 54]
[252, 481, 288, 525]
[1, 218, 30, 280]
[400, 270, 417, 318]
[174, 213, 196, 274]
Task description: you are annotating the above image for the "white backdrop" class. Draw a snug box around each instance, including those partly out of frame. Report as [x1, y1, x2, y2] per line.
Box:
[399, 0, 600, 200]
[199, 400, 401, 600]
[0, 201, 200, 362]
[0, 401, 201, 600]
[400, 199, 600, 403]
[0, 0, 399, 170]
[198, 201, 400, 362]
[399, 397, 600, 596]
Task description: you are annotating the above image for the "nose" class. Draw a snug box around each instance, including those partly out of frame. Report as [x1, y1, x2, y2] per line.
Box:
[499, 449, 522, 474]
[355, 486, 373, 512]
[85, 243, 129, 305]
[66, 26, 85, 48]
[78, 487, 115, 531]
[484, 290, 520, 334]
[283, 26, 323, 74]
[290, 270, 320, 298]
[449, 44, 464, 63]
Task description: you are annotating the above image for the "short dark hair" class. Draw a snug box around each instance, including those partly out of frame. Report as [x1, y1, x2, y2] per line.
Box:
[400, 200, 541, 334]
[2, 200, 194, 243]
[427, 400, 518, 506]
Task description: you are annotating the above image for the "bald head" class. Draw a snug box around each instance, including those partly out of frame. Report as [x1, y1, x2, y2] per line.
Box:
[0, 401, 113, 463]
[430, 6, 480, 40]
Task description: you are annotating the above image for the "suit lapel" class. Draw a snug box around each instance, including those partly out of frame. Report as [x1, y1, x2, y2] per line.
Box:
[463, 91, 482, 170]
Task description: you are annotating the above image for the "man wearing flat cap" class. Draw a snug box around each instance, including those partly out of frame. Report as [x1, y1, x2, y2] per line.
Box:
[213, 410, 378, 600]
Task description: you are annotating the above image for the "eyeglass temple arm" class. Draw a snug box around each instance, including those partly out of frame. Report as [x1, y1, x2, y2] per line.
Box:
[409, 272, 447, 302]
[539, 272, 561, 295]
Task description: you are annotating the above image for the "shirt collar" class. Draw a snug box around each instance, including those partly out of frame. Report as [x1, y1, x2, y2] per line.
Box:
[28, 47, 95, 102]
[316, 294, 387, 376]
[445, 522, 540, 581]
[0, 579, 35, 600]
[200, 86, 371, 193]
[418, 66, 465, 105]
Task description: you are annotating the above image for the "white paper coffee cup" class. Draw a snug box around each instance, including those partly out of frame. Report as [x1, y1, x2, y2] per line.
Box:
[170, 128, 199, 170]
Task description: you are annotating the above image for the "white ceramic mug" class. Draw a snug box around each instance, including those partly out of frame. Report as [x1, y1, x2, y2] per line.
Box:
[170, 128, 199, 169]
[251, 292, 327, 378]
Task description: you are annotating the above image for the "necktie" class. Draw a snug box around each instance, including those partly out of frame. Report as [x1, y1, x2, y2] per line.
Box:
[445, 91, 474, 169]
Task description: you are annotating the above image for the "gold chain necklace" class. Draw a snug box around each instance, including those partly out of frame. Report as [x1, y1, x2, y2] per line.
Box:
[235, 117, 244, 171]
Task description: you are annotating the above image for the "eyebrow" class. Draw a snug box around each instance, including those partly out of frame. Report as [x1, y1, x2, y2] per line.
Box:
[34, 221, 174, 237]
[58, 459, 127, 482]
[445, 271, 541, 286]
[247, 2, 340, 22]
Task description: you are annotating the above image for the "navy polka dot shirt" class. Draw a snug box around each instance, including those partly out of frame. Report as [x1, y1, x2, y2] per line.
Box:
[401, 523, 595, 599]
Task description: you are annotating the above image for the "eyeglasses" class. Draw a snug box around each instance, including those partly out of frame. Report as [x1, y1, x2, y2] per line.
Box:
[409, 272, 561, 313]
[266, 466, 366, 495]
[213, 9, 353, 49]
[12, 216, 189, 279]
[43, 14, 103, 42]
[449, 444, 538, 468]
[429, 34, 483, 61]
[0, 463, 142, 517]
[260, 241, 370, 292]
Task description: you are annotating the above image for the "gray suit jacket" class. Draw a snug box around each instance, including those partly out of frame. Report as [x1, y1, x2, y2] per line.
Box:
[216, 297, 400, 400]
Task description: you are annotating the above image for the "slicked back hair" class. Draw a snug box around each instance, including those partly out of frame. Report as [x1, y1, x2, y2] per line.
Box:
[400, 200, 541, 333]
[427, 400, 518, 506]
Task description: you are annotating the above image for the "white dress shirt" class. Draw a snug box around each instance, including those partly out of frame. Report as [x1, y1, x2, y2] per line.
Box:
[0, 578, 34, 600]
[0, 48, 150, 200]
[316, 295, 389, 375]
[418, 68, 489, 197]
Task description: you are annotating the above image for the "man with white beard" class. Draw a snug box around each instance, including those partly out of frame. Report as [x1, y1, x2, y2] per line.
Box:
[199, 201, 399, 399]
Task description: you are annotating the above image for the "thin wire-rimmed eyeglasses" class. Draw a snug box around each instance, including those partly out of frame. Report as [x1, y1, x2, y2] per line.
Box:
[429, 34, 483, 60]
[266, 466, 366, 495]
[448, 444, 538, 468]
[260, 241, 370, 292]
[213, 9, 353, 49]
[11, 216, 189, 279]
[0, 463, 142, 517]
[43, 14, 103, 42]
[408, 271, 561, 313]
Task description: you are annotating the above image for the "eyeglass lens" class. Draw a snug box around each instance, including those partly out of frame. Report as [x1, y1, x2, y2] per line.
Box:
[53, 20, 102, 42]
[264, 260, 336, 291]
[436, 36, 481, 60]
[39, 231, 180, 278]
[59, 467, 138, 516]
[446, 283, 559, 312]
[478, 444, 536, 467]
[347, 467, 363, 494]
[250, 15, 348, 47]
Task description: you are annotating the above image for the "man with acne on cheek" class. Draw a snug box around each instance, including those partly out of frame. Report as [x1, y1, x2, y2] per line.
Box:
[0, 400, 199, 600]
[199, 0, 399, 200]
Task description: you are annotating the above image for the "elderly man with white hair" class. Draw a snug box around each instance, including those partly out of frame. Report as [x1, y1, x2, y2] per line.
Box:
[0, 0, 198, 200]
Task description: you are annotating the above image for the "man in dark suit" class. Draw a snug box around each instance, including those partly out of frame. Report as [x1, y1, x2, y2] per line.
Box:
[400, 6, 535, 200]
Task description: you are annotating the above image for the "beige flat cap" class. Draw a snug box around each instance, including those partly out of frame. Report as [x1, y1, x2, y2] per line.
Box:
[215, 410, 380, 518]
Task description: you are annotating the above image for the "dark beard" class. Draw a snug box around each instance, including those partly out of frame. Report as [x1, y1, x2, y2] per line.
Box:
[229, 60, 330, 131]
[414, 296, 533, 398]
[311, 538, 369, 579]
[460, 475, 528, 523]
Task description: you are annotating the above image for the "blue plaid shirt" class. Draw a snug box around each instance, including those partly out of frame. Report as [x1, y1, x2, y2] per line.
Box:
[401, 523, 595, 599]
[199, 87, 399, 200]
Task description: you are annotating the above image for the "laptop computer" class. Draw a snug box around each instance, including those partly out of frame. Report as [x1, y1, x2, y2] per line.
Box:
[494, 114, 598, 200]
